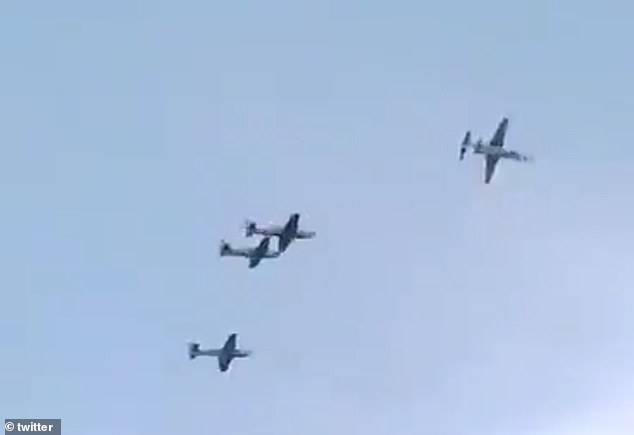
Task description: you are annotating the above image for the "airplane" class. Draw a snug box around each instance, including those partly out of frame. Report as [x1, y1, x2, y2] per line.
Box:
[244, 213, 316, 253]
[459, 117, 533, 184]
[219, 236, 280, 268]
[188, 333, 251, 372]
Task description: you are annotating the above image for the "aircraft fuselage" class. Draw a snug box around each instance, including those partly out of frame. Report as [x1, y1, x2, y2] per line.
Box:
[232, 350, 251, 358]
[223, 247, 278, 258]
[473, 143, 503, 155]
[255, 226, 284, 237]
[252, 227, 314, 239]
[227, 248, 254, 257]
[295, 230, 316, 239]
[196, 349, 221, 357]
[474, 144, 527, 160]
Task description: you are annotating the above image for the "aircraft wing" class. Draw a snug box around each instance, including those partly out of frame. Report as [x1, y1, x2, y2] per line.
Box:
[248, 256, 262, 268]
[223, 333, 237, 353]
[218, 334, 237, 371]
[218, 356, 231, 372]
[283, 213, 300, 234]
[254, 237, 270, 256]
[249, 237, 270, 268]
[279, 213, 300, 252]
[485, 155, 499, 184]
[490, 117, 509, 147]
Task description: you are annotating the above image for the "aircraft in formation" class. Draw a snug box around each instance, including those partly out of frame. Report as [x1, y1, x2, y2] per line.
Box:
[192, 117, 535, 373]
[219, 236, 280, 269]
[219, 213, 316, 268]
[459, 117, 533, 184]
[188, 333, 251, 372]
[244, 213, 316, 253]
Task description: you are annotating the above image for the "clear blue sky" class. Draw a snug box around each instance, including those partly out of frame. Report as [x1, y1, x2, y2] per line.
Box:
[2, 1, 634, 434]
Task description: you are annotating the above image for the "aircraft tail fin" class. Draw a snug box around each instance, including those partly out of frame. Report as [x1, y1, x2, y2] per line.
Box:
[219, 240, 231, 256]
[188, 342, 200, 359]
[244, 220, 257, 237]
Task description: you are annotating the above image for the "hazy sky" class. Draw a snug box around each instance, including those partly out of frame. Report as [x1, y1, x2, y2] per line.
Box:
[1, 1, 634, 434]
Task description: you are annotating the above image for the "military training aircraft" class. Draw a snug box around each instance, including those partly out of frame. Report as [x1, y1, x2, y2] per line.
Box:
[219, 236, 280, 268]
[188, 333, 251, 372]
[244, 213, 316, 253]
[459, 117, 532, 183]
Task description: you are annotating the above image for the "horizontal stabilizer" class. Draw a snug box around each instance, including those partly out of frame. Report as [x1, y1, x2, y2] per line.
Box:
[219, 240, 231, 256]
[459, 131, 471, 160]
[244, 220, 257, 237]
[188, 343, 200, 359]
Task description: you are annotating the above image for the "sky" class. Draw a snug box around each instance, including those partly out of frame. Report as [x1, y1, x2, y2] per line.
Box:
[1, 0, 634, 434]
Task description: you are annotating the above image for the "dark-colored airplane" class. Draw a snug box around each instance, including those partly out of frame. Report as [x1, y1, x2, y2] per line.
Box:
[460, 117, 533, 183]
[188, 333, 251, 372]
[219, 236, 280, 268]
[244, 213, 315, 253]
